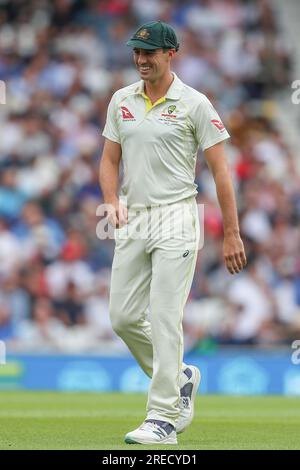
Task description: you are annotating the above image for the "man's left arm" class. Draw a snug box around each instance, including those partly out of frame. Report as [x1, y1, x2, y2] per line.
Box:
[204, 141, 247, 275]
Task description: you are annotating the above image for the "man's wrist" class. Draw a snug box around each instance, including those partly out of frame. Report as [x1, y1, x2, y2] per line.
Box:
[104, 196, 119, 206]
[224, 228, 240, 237]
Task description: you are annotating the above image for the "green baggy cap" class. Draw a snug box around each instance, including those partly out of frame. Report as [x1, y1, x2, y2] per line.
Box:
[126, 21, 179, 51]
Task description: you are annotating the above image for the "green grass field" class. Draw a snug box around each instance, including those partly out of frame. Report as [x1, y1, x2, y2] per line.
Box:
[0, 392, 299, 450]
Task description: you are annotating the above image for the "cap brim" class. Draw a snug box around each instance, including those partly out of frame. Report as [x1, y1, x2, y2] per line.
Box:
[126, 39, 161, 50]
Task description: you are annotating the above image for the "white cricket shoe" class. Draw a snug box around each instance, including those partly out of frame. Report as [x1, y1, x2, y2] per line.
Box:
[125, 420, 177, 445]
[176, 365, 201, 434]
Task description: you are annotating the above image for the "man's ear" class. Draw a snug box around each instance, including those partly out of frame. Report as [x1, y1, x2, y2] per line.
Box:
[168, 49, 176, 58]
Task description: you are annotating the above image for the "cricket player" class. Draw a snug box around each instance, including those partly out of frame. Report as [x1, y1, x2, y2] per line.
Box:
[99, 21, 247, 445]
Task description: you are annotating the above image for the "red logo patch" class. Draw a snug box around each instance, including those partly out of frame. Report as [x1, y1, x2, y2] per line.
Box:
[211, 119, 225, 131]
[121, 106, 135, 119]
[161, 113, 177, 118]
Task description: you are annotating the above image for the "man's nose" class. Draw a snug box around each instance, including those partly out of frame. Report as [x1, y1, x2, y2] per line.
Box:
[137, 53, 147, 65]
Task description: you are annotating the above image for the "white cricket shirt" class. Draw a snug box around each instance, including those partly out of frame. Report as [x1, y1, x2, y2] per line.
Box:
[102, 73, 230, 207]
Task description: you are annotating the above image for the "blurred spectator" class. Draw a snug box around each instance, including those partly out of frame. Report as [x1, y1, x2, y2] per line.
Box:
[0, 272, 31, 330]
[54, 280, 85, 326]
[84, 274, 113, 336]
[0, 218, 22, 277]
[220, 258, 275, 344]
[0, 303, 12, 340]
[0, 168, 27, 220]
[13, 200, 65, 262]
[45, 228, 94, 298]
[12, 296, 67, 352]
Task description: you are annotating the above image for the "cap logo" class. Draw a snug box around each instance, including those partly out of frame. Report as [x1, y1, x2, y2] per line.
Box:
[136, 29, 150, 40]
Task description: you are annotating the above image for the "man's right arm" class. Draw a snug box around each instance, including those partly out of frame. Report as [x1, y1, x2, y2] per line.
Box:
[99, 138, 128, 228]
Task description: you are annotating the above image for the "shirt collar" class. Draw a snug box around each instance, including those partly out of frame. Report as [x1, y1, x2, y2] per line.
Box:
[134, 72, 183, 100]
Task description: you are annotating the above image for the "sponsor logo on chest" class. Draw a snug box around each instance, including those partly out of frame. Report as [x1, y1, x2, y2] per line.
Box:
[121, 106, 136, 121]
[159, 105, 180, 124]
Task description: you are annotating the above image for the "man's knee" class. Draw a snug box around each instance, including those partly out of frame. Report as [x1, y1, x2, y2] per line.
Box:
[109, 303, 134, 336]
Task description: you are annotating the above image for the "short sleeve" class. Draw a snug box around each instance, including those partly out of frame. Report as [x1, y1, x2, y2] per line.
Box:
[193, 96, 230, 151]
[102, 93, 120, 144]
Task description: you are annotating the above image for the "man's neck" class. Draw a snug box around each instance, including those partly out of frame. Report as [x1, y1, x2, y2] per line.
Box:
[144, 72, 174, 102]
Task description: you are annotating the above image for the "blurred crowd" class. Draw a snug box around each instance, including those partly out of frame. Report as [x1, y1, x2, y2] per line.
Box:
[0, 0, 299, 353]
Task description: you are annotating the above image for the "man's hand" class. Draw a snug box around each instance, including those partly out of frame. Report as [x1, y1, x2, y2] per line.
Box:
[223, 232, 247, 275]
[107, 200, 128, 229]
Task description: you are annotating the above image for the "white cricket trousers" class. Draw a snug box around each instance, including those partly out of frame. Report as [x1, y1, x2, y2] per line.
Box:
[109, 196, 200, 426]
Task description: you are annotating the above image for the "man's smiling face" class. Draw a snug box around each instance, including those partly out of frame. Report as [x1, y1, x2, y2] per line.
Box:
[133, 48, 173, 82]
